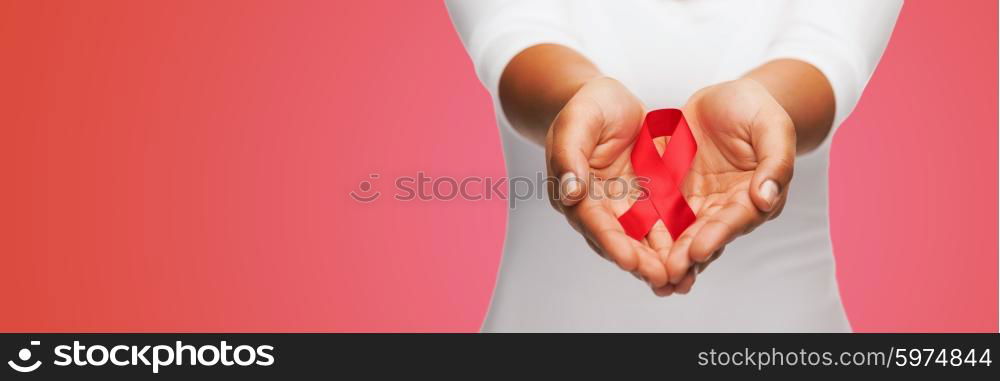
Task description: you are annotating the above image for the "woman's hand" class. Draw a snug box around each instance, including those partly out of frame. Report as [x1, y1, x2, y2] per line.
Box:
[652, 58, 838, 295]
[544, 76, 678, 290]
[498, 45, 681, 292]
[650, 78, 796, 294]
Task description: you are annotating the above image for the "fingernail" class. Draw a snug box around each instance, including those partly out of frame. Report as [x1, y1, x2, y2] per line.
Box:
[759, 179, 779, 210]
[560, 172, 580, 205]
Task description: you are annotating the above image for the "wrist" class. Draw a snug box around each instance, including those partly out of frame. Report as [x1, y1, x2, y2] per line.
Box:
[742, 59, 835, 153]
[498, 44, 603, 144]
[739, 76, 794, 120]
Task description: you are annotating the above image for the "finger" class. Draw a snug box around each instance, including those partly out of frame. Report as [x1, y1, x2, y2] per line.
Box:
[689, 201, 764, 263]
[570, 201, 639, 272]
[545, 157, 586, 213]
[697, 247, 725, 273]
[665, 211, 712, 284]
[748, 113, 795, 213]
[545, 162, 564, 214]
[584, 237, 610, 262]
[766, 192, 788, 221]
[547, 108, 600, 207]
[653, 283, 675, 297]
[673, 268, 697, 295]
[665, 234, 692, 285]
[635, 237, 667, 287]
[644, 220, 674, 284]
[649, 221, 680, 296]
[559, 172, 588, 207]
[635, 242, 668, 288]
[645, 220, 673, 257]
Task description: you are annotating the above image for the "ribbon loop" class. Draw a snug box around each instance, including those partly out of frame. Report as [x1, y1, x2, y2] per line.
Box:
[618, 109, 697, 241]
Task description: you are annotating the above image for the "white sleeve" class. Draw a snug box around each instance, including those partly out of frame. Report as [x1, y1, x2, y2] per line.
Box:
[762, 0, 903, 129]
[444, 0, 585, 96]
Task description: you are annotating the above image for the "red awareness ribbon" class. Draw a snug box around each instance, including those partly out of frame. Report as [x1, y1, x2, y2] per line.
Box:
[618, 109, 697, 241]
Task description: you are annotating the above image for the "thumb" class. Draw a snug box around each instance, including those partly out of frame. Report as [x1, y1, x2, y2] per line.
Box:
[547, 108, 599, 207]
[749, 113, 795, 213]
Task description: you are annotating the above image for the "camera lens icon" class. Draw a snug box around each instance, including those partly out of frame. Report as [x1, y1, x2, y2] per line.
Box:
[8, 341, 41, 373]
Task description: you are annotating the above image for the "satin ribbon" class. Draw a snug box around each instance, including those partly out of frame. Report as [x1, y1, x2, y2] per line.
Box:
[618, 109, 697, 241]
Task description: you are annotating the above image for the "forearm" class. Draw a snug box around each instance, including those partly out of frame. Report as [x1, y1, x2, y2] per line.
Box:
[498, 44, 602, 145]
[501, 51, 835, 152]
[743, 59, 836, 154]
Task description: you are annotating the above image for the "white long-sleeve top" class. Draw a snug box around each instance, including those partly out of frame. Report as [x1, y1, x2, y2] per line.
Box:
[446, 0, 901, 332]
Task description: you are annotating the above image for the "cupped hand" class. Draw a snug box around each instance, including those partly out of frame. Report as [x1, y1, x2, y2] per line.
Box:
[545, 76, 676, 290]
[650, 78, 796, 295]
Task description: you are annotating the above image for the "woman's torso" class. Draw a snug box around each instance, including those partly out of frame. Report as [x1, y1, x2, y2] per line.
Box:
[483, 0, 850, 332]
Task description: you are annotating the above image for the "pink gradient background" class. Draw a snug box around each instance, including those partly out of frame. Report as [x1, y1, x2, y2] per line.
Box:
[0, 1, 995, 332]
[829, 1, 998, 331]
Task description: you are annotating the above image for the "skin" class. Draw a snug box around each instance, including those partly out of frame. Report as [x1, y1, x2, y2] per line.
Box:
[498, 44, 835, 296]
